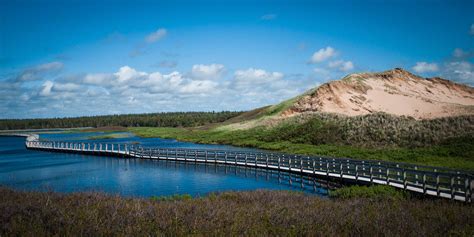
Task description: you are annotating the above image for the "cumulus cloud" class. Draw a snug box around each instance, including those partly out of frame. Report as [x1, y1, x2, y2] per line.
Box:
[309, 46, 336, 63]
[328, 60, 354, 72]
[233, 68, 284, 89]
[39, 80, 54, 96]
[83, 73, 114, 85]
[261, 14, 277, 20]
[145, 28, 167, 43]
[412, 62, 439, 73]
[191, 64, 225, 80]
[114, 66, 147, 84]
[1, 63, 317, 118]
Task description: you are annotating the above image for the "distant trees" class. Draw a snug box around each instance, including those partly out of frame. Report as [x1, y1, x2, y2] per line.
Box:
[0, 111, 243, 130]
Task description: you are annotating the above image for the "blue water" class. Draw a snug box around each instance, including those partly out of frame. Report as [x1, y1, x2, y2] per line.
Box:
[0, 132, 328, 197]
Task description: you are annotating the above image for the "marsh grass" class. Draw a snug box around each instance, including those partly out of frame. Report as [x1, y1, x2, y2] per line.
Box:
[0, 187, 472, 236]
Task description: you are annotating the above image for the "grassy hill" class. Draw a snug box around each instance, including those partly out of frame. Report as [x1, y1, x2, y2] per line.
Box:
[128, 100, 474, 170]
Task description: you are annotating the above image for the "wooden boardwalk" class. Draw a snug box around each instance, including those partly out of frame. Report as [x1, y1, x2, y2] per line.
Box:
[24, 136, 473, 202]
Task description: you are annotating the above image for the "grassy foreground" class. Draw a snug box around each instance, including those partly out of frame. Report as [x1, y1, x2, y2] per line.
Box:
[1, 187, 472, 236]
[128, 127, 474, 170]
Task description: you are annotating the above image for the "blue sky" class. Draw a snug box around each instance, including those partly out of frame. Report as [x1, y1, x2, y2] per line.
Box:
[1, 0, 473, 118]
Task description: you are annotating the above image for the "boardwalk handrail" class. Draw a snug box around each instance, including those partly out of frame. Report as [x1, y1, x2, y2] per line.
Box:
[24, 138, 474, 203]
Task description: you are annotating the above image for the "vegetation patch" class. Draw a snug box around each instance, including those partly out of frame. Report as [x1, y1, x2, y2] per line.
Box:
[329, 185, 410, 200]
[88, 132, 133, 140]
[0, 187, 472, 236]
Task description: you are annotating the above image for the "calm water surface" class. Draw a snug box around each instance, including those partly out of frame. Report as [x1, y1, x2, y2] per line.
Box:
[0, 132, 328, 197]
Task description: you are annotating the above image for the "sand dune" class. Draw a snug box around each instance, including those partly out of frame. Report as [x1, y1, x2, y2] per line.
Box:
[284, 68, 474, 119]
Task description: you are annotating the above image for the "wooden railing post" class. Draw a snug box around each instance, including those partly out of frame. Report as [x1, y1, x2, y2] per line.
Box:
[326, 160, 329, 176]
[355, 164, 359, 181]
[300, 158, 303, 173]
[386, 168, 390, 185]
[436, 173, 440, 196]
[288, 156, 291, 171]
[370, 165, 373, 183]
[451, 176, 455, 200]
[415, 166, 419, 185]
[422, 173, 427, 194]
[339, 161, 343, 178]
[403, 170, 407, 190]
[396, 164, 400, 181]
[464, 177, 470, 203]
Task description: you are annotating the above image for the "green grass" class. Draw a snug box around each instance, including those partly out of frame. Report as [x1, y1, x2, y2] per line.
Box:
[88, 132, 132, 140]
[1, 187, 472, 236]
[128, 126, 474, 170]
[329, 185, 410, 200]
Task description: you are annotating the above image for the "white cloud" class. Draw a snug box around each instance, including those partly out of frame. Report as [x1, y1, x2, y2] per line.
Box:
[261, 14, 277, 20]
[412, 62, 439, 73]
[191, 64, 225, 80]
[470, 23, 474, 35]
[328, 60, 354, 72]
[84, 73, 113, 85]
[234, 68, 284, 89]
[145, 28, 167, 43]
[310, 46, 336, 63]
[39, 80, 54, 96]
[114, 66, 146, 84]
[2, 63, 317, 118]
[137, 71, 184, 93]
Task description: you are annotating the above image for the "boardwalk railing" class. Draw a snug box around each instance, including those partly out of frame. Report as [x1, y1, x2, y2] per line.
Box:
[25, 139, 474, 202]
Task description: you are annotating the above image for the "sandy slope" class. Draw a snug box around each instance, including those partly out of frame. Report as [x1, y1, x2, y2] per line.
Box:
[284, 68, 474, 119]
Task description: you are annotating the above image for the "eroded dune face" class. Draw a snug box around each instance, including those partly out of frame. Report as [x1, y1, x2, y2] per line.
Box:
[284, 68, 474, 119]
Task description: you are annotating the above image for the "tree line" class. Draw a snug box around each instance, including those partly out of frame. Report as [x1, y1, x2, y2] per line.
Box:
[0, 111, 243, 130]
